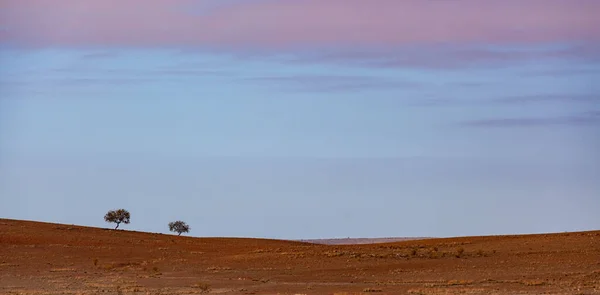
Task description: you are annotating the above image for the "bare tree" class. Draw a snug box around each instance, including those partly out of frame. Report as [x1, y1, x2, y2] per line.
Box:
[104, 209, 131, 229]
[168, 221, 190, 236]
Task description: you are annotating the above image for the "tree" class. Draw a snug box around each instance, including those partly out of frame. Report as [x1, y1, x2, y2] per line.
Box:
[169, 220, 190, 236]
[104, 209, 131, 229]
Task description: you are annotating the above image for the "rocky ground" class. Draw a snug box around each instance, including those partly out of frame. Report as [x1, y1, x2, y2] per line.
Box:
[1, 219, 599, 294]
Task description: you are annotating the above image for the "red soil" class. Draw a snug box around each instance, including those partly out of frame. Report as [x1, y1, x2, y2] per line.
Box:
[1, 219, 599, 294]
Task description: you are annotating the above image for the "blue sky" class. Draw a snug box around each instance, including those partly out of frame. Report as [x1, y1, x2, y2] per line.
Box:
[0, 1, 599, 239]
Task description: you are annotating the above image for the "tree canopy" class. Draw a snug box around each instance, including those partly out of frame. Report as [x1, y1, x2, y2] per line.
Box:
[169, 220, 190, 236]
[104, 209, 131, 229]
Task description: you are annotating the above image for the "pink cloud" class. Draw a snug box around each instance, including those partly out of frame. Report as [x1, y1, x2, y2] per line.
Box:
[278, 43, 600, 69]
[1, 0, 599, 47]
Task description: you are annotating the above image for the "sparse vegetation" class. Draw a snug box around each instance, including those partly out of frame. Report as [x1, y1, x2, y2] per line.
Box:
[192, 282, 211, 293]
[104, 209, 131, 229]
[428, 249, 440, 259]
[2, 219, 599, 294]
[455, 247, 465, 258]
[324, 250, 347, 257]
[168, 220, 191, 236]
[521, 280, 545, 286]
[102, 261, 141, 271]
[447, 279, 473, 286]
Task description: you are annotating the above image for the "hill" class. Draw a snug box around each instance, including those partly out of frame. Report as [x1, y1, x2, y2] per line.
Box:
[1, 218, 598, 294]
[299, 237, 431, 245]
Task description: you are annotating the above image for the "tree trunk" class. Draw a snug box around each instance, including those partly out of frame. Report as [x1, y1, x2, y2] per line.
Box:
[178, 232, 181, 236]
[115, 222, 120, 229]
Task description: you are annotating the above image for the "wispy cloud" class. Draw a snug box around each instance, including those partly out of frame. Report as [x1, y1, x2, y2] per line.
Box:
[243, 75, 420, 93]
[1, 0, 598, 48]
[520, 67, 600, 77]
[489, 94, 599, 105]
[50, 66, 230, 78]
[80, 51, 120, 60]
[393, 94, 600, 108]
[53, 77, 158, 86]
[462, 111, 600, 127]
[150, 69, 230, 77]
[265, 43, 600, 70]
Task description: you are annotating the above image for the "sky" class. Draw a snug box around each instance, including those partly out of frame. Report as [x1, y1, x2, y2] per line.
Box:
[0, 0, 599, 239]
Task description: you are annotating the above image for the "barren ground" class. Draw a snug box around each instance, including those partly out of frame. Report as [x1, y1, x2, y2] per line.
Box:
[1, 219, 599, 295]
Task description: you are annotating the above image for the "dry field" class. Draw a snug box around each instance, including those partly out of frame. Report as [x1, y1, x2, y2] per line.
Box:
[1, 219, 599, 294]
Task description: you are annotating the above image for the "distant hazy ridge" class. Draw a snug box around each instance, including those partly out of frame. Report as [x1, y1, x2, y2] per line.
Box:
[298, 237, 431, 245]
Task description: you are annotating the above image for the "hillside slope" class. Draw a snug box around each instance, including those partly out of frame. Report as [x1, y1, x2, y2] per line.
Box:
[1, 219, 599, 294]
